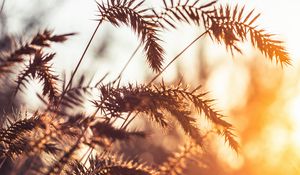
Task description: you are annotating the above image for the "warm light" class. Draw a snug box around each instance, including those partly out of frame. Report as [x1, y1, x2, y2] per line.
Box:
[287, 96, 300, 147]
[288, 96, 300, 127]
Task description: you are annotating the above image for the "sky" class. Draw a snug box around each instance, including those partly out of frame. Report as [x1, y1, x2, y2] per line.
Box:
[5, 0, 300, 60]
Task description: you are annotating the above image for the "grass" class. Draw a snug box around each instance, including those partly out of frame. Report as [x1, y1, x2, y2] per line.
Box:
[0, 0, 289, 174]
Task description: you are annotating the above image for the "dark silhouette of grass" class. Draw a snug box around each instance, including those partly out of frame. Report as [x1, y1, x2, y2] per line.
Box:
[0, 0, 290, 174]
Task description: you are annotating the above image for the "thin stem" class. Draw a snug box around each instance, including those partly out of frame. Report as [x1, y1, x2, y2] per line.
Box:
[112, 42, 143, 86]
[120, 112, 140, 129]
[82, 147, 94, 166]
[119, 112, 132, 129]
[60, 20, 103, 102]
[147, 30, 208, 86]
[123, 112, 139, 129]
[79, 147, 92, 163]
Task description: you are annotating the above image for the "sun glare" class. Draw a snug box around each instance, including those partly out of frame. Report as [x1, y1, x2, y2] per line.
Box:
[288, 96, 300, 127]
[287, 96, 300, 147]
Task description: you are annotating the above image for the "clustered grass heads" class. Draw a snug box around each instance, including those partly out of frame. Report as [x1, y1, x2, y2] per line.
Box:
[97, 0, 164, 72]
[24, 114, 90, 174]
[0, 115, 40, 159]
[0, 112, 63, 174]
[155, 82, 239, 152]
[20, 112, 149, 174]
[0, 112, 81, 163]
[89, 121, 146, 147]
[152, 0, 217, 28]
[44, 129, 85, 175]
[93, 82, 238, 151]
[0, 30, 75, 77]
[0, 29, 75, 106]
[204, 4, 290, 65]
[94, 83, 169, 127]
[151, 0, 290, 66]
[68, 153, 156, 175]
[159, 141, 201, 175]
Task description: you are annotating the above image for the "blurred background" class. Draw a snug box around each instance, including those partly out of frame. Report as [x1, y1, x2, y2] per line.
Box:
[1, 0, 300, 174]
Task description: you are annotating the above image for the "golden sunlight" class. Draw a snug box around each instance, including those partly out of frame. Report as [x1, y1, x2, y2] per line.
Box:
[287, 95, 300, 147]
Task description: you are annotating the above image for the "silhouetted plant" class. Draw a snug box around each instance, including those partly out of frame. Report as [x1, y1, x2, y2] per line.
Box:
[0, 0, 290, 174]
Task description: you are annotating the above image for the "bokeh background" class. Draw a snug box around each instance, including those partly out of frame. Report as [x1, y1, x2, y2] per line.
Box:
[1, 0, 300, 174]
